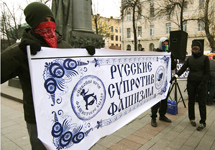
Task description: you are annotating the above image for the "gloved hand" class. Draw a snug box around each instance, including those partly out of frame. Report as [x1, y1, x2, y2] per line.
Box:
[170, 74, 178, 84]
[85, 45, 95, 56]
[19, 38, 41, 55]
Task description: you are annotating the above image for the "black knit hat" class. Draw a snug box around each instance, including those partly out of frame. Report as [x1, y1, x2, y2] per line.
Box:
[192, 41, 202, 52]
[24, 2, 55, 29]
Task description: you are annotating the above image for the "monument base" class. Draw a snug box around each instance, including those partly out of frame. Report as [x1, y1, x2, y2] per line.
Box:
[72, 30, 102, 39]
[71, 31, 104, 48]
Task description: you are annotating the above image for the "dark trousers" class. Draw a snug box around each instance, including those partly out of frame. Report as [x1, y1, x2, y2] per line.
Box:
[151, 98, 167, 119]
[26, 123, 47, 150]
[187, 81, 207, 125]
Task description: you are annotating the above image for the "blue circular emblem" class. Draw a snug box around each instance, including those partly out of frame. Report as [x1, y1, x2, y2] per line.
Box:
[155, 66, 165, 90]
[71, 75, 106, 120]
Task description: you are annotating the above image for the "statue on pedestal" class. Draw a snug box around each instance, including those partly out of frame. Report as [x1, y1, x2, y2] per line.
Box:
[52, 0, 104, 48]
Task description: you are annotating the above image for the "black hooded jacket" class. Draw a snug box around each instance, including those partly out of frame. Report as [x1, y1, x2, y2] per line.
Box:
[1, 28, 72, 123]
[176, 51, 210, 85]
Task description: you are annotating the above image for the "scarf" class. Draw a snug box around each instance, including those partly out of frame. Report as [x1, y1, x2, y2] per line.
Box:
[34, 21, 57, 48]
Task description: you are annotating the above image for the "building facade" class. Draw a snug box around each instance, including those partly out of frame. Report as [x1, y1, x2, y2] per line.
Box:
[92, 15, 122, 49]
[121, 0, 214, 54]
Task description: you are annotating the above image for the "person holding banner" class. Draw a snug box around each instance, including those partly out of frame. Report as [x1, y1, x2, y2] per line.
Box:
[171, 41, 210, 131]
[151, 37, 172, 127]
[1, 2, 95, 149]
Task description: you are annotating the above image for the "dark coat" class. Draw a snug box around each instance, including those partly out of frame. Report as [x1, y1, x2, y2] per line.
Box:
[177, 54, 210, 84]
[1, 28, 72, 123]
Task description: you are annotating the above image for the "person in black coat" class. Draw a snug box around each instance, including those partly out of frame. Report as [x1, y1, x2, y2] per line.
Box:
[1, 2, 94, 149]
[171, 41, 210, 131]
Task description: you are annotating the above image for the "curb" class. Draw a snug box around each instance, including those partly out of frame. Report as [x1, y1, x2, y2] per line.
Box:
[0, 93, 23, 103]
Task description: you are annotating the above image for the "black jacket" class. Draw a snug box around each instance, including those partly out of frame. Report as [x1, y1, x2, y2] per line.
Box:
[1, 28, 72, 123]
[177, 54, 210, 84]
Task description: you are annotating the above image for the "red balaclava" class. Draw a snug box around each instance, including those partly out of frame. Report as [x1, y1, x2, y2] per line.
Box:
[34, 21, 57, 48]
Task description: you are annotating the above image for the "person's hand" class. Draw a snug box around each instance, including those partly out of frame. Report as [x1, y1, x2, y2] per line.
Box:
[170, 74, 178, 84]
[85, 45, 95, 56]
[19, 38, 41, 55]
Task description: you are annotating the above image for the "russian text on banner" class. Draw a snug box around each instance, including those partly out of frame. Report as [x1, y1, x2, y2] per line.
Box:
[28, 48, 171, 150]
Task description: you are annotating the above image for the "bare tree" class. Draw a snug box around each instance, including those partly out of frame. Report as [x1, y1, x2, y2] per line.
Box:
[155, 0, 189, 31]
[204, 0, 215, 52]
[93, 14, 100, 35]
[92, 14, 110, 39]
[121, 0, 142, 51]
[1, 2, 23, 46]
[155, 0, 215, 52]
[91, 0, 112, 44]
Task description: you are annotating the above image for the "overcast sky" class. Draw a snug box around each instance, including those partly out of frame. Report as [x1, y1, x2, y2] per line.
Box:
[1, 0, 121, 19]
[92, 0, 121, 18]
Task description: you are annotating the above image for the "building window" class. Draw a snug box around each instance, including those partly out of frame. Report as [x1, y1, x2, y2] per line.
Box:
[138, 26, 142, 37]
[116, 44, 118, 47]
[111, 26, 114, 32]
[127, 12, 131, 21]
[111, 43, 114, 46]
[183, 1, 188, 12]
[149, 43, 155, 51]
[127, 45, 131, 51]
[166, 5, 171, 15]
[199, 0, 204, 9]
[150, 6, 154, 18]
[127, 28, 131, 38]
[116, 35, 118, 41]
[115, 27, 118, 33]
[198, 20, 205, 31]
[150, 25, 154, 36]
[166, 23, 171, 34]
[111, 35, 114, 41]
[183, 21, 187, 32]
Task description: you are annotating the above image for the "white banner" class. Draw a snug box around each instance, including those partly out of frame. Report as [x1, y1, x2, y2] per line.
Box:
[28, 47, 171, 150]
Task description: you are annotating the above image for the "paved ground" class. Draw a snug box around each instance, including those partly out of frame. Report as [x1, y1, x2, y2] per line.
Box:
[1, 82, 215, 150]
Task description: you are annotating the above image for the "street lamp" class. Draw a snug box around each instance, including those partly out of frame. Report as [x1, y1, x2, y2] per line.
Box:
[130, 36, 134, 44]
[138, 35, 141, 44]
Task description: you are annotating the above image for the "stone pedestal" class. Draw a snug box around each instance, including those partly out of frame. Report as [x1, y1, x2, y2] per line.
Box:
[71, 0, 103, 47]
[52, 0, 104, 48]
[72, 0, 93, 33]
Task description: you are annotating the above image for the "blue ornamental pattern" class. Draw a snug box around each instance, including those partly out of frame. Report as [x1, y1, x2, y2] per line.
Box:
[51, 110, 92, 150]
[43, 58, 91, 149]
[43, 59, 89, 106]
[159, 56, 169, 94]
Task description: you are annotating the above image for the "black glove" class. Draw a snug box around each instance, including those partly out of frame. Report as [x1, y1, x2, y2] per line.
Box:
[170, 76, 176, 84]
[85, 45, 95, 56]
[19, 38, 41, 55]
[170, 76, 178, 84]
